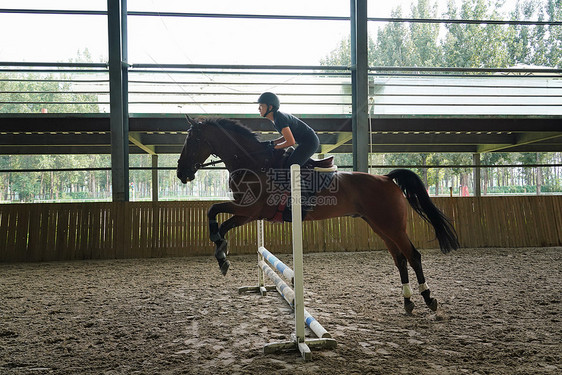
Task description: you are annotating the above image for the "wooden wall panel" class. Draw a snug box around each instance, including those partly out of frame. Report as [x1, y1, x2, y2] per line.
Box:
[1, 196, 560, 262]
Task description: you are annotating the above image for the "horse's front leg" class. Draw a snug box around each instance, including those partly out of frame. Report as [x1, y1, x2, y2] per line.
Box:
[216, 215, 254, 276]
[208, 203, 253, 276]
[208, 203, 235, 275]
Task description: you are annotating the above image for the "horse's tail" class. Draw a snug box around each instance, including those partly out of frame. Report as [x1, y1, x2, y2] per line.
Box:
[386, 169, 460, 253]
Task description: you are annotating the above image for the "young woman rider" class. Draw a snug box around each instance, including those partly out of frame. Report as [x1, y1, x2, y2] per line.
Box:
[257, 92, 320, 168]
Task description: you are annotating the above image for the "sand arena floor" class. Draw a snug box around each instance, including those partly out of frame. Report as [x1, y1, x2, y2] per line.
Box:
[1, 247, 560, 374]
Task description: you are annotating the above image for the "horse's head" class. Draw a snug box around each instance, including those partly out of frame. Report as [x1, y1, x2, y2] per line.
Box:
[178, 116, 268, 183]
[177, 117, 213, 184]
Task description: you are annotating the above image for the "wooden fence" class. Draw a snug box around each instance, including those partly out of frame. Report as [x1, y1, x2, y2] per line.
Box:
[1, 196, 561, 262]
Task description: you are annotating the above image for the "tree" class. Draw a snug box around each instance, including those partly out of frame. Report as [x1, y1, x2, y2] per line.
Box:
[443, 0, 511, 68]
[0, 49, 104, 201]
[372, 7, 413, 66]
[481, 152, 511, 194]
[320, 37, 352, 67]
[506, 1, 534, 66]
[320, 34, 377, 67]
[543, 0, 561, 67]
[507, 0, 562, 67]
[409, 0, 443, 67]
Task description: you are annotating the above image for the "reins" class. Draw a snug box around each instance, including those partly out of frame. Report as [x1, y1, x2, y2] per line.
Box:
[195, 158, 223, 169]
[195, 148, 273, 170]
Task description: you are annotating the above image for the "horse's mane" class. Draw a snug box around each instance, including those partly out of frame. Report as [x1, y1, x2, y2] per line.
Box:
[204, 117, 259, 141]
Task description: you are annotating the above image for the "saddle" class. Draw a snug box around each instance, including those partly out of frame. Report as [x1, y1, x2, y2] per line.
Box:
[304, 155, 337, 172]
[268, 147, 337, 172]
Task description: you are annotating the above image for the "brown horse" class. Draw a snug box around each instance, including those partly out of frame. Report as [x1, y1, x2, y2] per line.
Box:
[177, 117, 459, 313]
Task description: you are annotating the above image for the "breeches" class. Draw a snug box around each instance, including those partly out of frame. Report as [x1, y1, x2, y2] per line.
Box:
[285, 132, 320, 167]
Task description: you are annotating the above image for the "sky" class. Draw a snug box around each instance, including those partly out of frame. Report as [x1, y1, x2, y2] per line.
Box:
[0, 0, 465, 66]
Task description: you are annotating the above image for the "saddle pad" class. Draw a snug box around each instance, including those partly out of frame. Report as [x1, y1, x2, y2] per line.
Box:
[266, 169, 337, 223]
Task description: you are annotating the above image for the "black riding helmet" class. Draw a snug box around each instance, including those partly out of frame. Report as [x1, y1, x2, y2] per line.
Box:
[257, 92, 280, 117]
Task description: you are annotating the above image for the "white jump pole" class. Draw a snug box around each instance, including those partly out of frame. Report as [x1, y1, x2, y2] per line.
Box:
[238, 221, 277, 297]
[290, 164, 307, 354]
[239, 164, 336, 360]
[262, 165, 336, 360]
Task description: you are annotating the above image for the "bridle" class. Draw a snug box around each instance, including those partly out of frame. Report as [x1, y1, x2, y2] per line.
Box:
[195, 158, 223, 170]
[182, 123, 221, 172]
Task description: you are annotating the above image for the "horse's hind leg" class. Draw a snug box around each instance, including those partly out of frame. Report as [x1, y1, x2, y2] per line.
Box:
[392, 249, 416, 314]
[365, 217, 437, 312]
[407, 241, 438, 311]
[392, 233, 438, 311]
[363, 219, 415, 313]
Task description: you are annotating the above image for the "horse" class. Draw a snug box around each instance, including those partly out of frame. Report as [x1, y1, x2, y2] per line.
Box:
[176, 116, 459, 313]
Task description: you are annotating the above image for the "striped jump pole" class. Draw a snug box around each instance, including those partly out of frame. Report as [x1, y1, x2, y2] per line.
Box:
[257, 260, 295, 306]
[258, 246, 294, 285]
[257, 259, 331, 339]
[239, 164, 336, 360]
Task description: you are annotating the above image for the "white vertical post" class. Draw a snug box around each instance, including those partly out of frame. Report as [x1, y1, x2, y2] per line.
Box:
[241, 166, 336, 360]
[257, 220, 264, 248]
[257, 220, 266, 293]
[290, 164, 306, 348]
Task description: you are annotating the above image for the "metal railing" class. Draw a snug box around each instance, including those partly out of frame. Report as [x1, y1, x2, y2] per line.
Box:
[3, 63, 561, 115]
[1, 162, 560, 203]
[2, 5, 561, 115]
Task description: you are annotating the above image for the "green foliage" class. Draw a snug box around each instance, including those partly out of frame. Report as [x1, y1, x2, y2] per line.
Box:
[0, 48, 101, 114]
[443, 0, 506, 68]
[321, 0, 560, 69]
[0, 49, 108, 201]
[409, 0, 443, 67]
[372, 7, 413, 66]
[508, 0, 562, 67]
[320, 34, 377, 67]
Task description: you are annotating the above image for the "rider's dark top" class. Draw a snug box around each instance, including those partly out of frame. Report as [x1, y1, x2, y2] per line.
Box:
[272, 111, 317, 144]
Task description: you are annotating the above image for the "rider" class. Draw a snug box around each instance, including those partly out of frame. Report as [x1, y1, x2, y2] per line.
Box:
[258, 92, 320, 168]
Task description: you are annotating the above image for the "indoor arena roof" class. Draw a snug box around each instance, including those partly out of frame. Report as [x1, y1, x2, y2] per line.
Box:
[1, 113, 561, 155]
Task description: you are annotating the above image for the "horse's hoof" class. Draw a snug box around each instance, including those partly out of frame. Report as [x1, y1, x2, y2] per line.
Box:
[427, 298, 438, 311]
[404, 299, 415, 314]
[220, 259, 231, 276]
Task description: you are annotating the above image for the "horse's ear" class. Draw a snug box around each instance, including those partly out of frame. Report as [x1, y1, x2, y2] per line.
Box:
[185, 114, 198, 128]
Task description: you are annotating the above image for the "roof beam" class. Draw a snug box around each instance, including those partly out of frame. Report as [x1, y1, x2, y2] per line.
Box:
[334, 144, 478, 153]
[0, 133, 110, 146]
[477, 132, 562, 153]
[320, 133, 352, 154]
[128, 132, 156, 155]
[371, 133, 515, 145]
